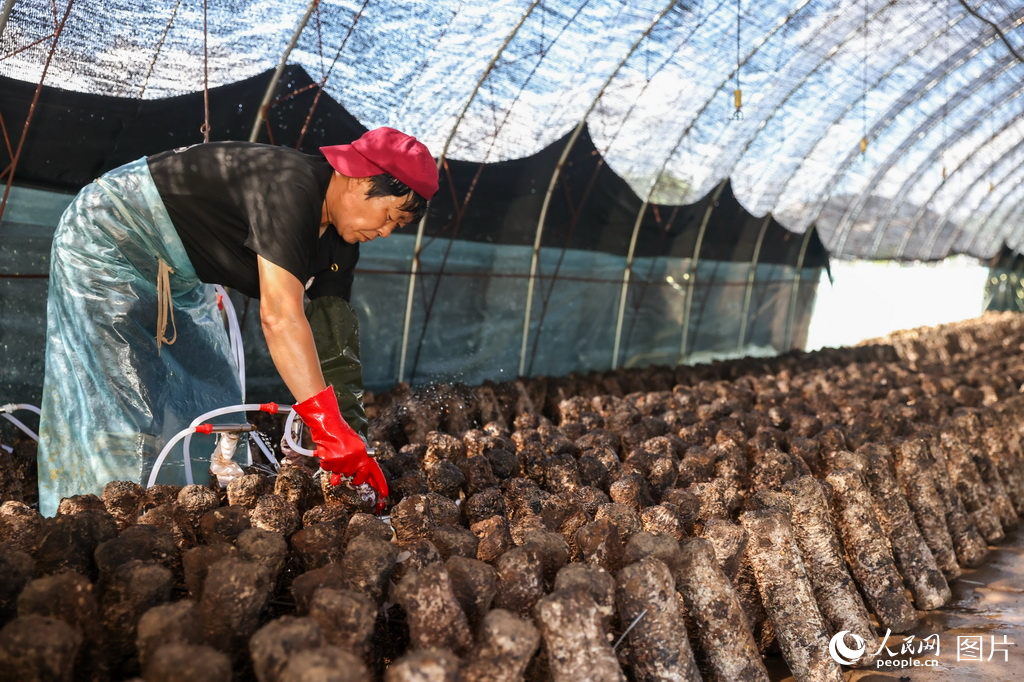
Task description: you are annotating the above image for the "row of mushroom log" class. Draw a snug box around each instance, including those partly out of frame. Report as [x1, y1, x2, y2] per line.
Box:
[1, 310, 1023, 680]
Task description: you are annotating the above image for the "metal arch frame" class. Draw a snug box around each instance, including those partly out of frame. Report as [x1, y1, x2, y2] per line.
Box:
[590, 0, 731, 178]
[722, 0, 898, 213]
[865, 37, 1024, 257]
[612, 0, 898, 364]
[905, 102, 1024, 260]
[846, 56, 1018, 258]
[960, 143, 1024, 257]
[136, 0, 184, 100]
[608, 175, 726, 372]
[640, 0, 819, 208]
[398, 0, 542, 384]
[678, 180, 728, 363]
[881, 80, 1024, 259]
[940, 137, 1024, 258]
[598, 1, 736, 372]
[784, 225, 818, 351]
[963, 153, 1024, 256]
[247, 0, 320, 143]
[979, 180, 1024, 262]
[610, 202, 647, 370]
[827, 22, 1021, 257]
[0, 0, 75, 222]
[736, 213, 773, 352]
[402, 0, 598, 383]
[949, 153, 1024, 259]
[0, 0, 17, 39]
[518, 0, 678, 377]
[997, 193, 1024, 256]
[526, 0, 715, 375]
[602, 0, 734, 372]
[610, 0, 824, 370]
[762, 7, 984, 242]
[904, 112, 1024, 260]
[682, 0, 889, 210]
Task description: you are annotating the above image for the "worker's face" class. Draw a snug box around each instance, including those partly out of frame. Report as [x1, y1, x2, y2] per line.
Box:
[326, 176, 415, 244]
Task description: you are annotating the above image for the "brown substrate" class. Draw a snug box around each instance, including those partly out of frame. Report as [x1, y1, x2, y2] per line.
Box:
[1, 311, 1024, 681]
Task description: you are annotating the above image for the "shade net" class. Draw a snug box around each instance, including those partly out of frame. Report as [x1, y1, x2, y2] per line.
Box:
[3, 0, 1022, 259]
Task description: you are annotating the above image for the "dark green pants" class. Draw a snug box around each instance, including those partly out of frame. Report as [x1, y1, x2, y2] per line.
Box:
[306, 296, 367, 438]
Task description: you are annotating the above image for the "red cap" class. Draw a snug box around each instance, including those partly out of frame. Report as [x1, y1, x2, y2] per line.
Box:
[321, 127, 438, 200]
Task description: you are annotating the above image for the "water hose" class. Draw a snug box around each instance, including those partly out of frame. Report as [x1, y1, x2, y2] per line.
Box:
[282, 405, 374, 458]
[147, 402, 371, 488]
[213, 284, 246, 400]
[283, 407, 315, 456]
[147, 402, 285, 488]
[0, 403, 41, 442]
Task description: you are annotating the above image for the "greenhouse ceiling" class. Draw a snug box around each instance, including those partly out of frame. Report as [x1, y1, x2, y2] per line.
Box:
[1, 0, 1023, 263]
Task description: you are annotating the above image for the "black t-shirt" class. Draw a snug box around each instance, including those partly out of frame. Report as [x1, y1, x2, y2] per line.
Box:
[147, 142, 358, 300]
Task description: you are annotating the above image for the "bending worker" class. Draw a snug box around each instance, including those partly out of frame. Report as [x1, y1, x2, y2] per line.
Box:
[36, 127, 438, 516]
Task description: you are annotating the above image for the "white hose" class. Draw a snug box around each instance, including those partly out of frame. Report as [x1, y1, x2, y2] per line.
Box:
[0, 403, 41, 441]
[182, 403, 292, 483]
[148, 426, 198, 488]
[283, 409, 373, 459]
[1, 403, 41, 415]
[148, 402, 290, 488]
[213, 284, 246, 401]
[284, 407, 316, 456]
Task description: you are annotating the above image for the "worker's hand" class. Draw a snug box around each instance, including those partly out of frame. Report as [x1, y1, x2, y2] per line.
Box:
[293, 385, 389, 511]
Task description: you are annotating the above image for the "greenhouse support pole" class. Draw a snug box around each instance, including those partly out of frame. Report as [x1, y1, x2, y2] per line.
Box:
[921, 145, 1024, 260]
[520, 0, 677, 377]
[784, 10, 994, 254]
[611, 204, 651, 370]
[784, 226, 816, 351]
[737, 214, 772, 352]
[888, 93, 1022, 259]
[609, 0, 811, 371]
[975, 159, 1024, 255]
[248, 0, 319, 143]
[906, 116, 1024, 259]
[935, 139, 1024, 258]
[853, 59, 1015, 259]
[678, 180, 727, 365]
[815, 6, 1024, 258]
[0, 0, 16, 39]
[397, 0, 540, 384]
[0, 0, 73, 224]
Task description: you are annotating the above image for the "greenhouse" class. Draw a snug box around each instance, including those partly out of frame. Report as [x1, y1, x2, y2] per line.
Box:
[0, 1, 1022, 680]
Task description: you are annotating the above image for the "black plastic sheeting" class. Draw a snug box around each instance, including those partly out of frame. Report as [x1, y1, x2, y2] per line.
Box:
[0, 66, 363, 191]
[0, 65, 826, 402]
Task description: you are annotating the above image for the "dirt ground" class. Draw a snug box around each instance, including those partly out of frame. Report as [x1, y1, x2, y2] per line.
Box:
[766, 526, 1023, 681]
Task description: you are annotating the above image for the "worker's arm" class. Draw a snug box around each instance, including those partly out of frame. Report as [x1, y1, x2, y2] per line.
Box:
[256, 254, 388, 509]
[257, 255, 326, 403]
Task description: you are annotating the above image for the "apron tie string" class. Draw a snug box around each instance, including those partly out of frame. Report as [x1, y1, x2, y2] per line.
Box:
[156, 258, 177, 354]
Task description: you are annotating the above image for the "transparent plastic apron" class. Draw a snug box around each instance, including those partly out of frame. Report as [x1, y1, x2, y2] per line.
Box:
[37, 158, 242, 515]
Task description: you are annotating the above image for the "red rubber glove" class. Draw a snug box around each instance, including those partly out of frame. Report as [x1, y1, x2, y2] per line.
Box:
[293, 385, 388, 512]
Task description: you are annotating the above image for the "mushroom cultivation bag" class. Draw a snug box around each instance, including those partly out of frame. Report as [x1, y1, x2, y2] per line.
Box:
[36, 158, 242, 516]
